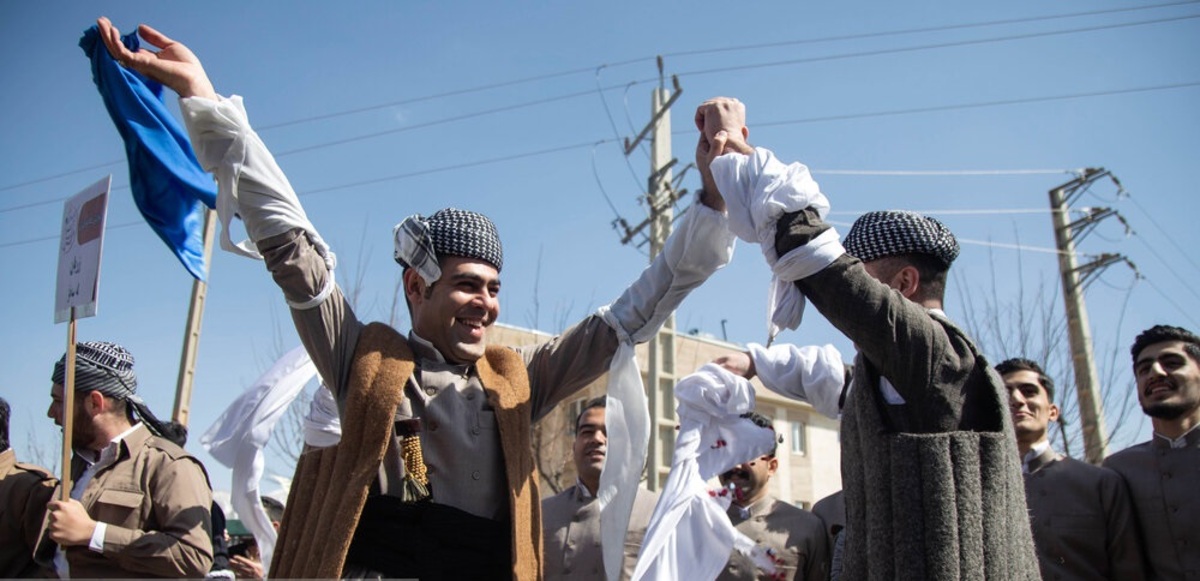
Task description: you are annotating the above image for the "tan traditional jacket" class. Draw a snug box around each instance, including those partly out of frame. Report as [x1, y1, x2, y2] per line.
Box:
[541, 483, 659, 580]
[34, 424, 213, 578]
[718, 495, 829, 581]
[1024, 447, 1146, 580]
[0, 448, 57, 578]
[273, 323, 545, 580]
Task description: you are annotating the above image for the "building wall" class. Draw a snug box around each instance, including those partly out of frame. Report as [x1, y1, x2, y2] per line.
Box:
[489, 323, 843, 507]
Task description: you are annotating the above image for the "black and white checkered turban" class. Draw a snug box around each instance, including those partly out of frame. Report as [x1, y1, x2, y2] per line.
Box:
[843, 210, 960, 268]
[51, 341, 141, 404]
[393, 208, 504, 283]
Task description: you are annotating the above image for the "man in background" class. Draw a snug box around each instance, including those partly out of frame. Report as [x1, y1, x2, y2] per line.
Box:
[229, 496, 285, 581]
[1104, 325, 1200, 579]
[36, 341, 213, 578]
[717, 412, 828, 581]
[998, 357, 1144, 579]
[542, 398, 659, 580]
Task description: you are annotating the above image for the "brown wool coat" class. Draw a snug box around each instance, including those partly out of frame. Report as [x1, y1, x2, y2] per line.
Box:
[271, 322, 542, 580]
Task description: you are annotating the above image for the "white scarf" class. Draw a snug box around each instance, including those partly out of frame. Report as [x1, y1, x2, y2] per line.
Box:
[711, 147, 844, 343]
[631, 363, 778, 580]
[201, 346, 318, 576]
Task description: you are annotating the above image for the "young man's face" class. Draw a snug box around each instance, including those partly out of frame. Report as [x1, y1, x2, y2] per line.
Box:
[408, 256, 501, 365]
[573, 407, 607, 486]
[1004, 369, 1059, 445]
[1134, 340, 1200, 421]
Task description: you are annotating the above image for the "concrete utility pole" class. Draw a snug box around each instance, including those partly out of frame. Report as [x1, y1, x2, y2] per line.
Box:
[615, 58, 684, 490]
[1049, 168, 1123, 465]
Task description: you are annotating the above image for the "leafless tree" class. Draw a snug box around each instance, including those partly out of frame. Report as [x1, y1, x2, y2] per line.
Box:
[954, 246, 1143, 458]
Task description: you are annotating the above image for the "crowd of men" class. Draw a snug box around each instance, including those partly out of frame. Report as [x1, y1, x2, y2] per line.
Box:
[0, 16, 1196, 580]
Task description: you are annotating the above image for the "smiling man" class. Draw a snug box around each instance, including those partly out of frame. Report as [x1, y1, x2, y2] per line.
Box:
[541, 398, 658, 580]
[1104, 325, 1200, 579]
[716, 412, 828, 581]
[997, 358, 1144, 580]
[95, 17, 733, 580]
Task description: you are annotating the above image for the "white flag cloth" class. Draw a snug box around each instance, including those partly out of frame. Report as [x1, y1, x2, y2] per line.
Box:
[711, 147, 844, 343]
[201, 346, 317, 576]
[631, 363, 778, 581]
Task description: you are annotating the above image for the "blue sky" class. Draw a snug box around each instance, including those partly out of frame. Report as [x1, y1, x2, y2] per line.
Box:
[2, 1, 1197, 492]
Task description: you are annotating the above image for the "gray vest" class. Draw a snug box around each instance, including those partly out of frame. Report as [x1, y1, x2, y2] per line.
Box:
[839, 318, 1039, 581]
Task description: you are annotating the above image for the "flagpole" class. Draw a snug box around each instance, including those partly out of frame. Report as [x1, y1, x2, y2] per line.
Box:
[172, 207, 216, 427]
[60, 308, 77, 501]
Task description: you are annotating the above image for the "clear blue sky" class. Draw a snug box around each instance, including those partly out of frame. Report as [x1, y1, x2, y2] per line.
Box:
[2, 1, 1197, 493]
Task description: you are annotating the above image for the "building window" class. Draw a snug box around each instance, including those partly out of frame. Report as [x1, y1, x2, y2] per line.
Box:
[791, 421, 807, 455]
[566, 398, 588, 435]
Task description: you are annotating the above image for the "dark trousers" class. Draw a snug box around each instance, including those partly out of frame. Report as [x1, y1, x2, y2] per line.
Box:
[346, 495, 512, 580]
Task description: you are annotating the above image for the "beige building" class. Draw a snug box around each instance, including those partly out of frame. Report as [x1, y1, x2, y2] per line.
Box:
[489, 323, 843, 509]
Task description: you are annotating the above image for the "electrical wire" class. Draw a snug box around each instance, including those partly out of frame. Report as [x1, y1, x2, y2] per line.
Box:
[674, 13, 1200, 80]
[1125, 193, 1200, 276]
[9, 79, 1192, 218]
[6, 5, 1195, 195]
[1140, 275, 1200, 328]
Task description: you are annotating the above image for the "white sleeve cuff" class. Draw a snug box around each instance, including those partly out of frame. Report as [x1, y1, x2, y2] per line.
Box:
[89, 522, 107, 553]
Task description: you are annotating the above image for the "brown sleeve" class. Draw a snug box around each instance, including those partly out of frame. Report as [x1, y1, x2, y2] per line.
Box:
[522, 315, 620, 422]
[258, 228, 364, 401]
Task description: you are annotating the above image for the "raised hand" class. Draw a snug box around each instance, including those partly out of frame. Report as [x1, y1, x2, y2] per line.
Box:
[694, 97, 750, 150]
[96, 17, 216, 100]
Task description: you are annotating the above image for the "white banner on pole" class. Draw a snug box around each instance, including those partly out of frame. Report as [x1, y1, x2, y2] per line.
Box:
[55, 176, 111, 324]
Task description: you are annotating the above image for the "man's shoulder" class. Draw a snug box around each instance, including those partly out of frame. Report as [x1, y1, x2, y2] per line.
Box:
[765, 498, 823, 530]
[1045, 455, 1124, 487]
[542, 484, 585, 508]
[1102, 441, 1154, 472]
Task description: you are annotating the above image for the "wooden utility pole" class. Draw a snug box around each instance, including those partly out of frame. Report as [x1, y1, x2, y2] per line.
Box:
[617, 58, 683, 490]
[1049, 168, 1118, 465]
[172, 207, 216, 427]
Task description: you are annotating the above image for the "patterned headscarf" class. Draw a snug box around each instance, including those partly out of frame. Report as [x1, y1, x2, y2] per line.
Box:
[51, 341, 172, 438]
[843, 210, 960, 268]
[393, 208, 504, 285]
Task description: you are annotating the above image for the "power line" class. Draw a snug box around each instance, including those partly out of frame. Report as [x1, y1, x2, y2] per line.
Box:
[830, 208, 1052, 215]
[0, 220, 141, 249]
[1125, 192, 1200, 276]
[814, 169, 1077, 176]
[6, 5, 1194, 195]
[1140, 275, 1200, 328]
[675, 13, 1200, 79]
[662, 1, 1200, 59]
[11, 78, 1191, 218]
[746, 81, 1200, 130]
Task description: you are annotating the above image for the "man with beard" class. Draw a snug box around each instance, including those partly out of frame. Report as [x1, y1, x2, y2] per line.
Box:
[997, 358, 1144, 580]
[35, 341, 213, 578]
[1104, 325, 1200, 579]
[542, 398, 658, 580]
[716, 412, 828, 581]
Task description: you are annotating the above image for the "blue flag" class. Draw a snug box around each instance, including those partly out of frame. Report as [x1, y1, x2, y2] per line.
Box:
[80, 25, 217, 281]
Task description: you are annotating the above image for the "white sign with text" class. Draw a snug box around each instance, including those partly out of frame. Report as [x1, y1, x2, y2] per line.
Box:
[55, 176, 111, 324]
